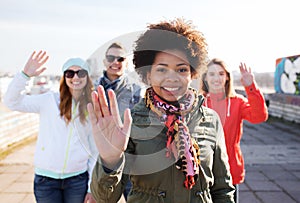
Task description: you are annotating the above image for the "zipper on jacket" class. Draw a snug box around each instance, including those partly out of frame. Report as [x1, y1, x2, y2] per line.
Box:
[62, 103, 77, 174]
[62, 124, 73, 174]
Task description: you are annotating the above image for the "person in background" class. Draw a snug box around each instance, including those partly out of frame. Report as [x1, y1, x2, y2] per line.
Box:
[200, 58, 268, 202]
[4, 51, 97, 203]
[88, 18, 235, 203]
[94, 42, 142, 201]
[95, 42, 142, 113]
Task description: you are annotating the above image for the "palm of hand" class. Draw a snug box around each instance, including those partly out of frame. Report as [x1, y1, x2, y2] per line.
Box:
[239, 62, 254, 87]
[88, 87, 132, 168]
[24, 51, 48, 77]
[95, 115, 129, 157]
[241, 72, 253, 86]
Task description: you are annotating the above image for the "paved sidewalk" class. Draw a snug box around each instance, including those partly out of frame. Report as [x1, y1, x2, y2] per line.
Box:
[240, 118, 300, 203]
[0, 117, 299, 203]
[0, 140, 35, 203]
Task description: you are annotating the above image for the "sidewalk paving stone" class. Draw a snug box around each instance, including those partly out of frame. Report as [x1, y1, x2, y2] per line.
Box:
[0, 117, 299, 203]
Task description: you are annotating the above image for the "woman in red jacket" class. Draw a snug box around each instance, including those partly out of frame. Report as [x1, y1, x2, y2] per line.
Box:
[200, 58, 268, 202]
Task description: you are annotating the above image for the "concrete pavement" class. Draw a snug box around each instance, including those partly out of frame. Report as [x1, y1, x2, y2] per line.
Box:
[0, 139, 35, 202]
[0, 116, 299, 203]
[240, 118, 300, 203]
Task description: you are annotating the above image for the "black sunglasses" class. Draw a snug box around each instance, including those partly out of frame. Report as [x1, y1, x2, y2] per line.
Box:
[64, 69, 88, 78]
[106, 55, 126, 63]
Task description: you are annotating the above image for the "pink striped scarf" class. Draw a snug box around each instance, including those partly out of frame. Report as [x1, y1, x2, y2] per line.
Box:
[145, 87, 200, 189]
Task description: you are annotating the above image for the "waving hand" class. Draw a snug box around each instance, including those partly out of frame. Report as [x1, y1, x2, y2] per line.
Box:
[23, 50, 49, 77]
[239, 62, 254, 87]
[87, 85, 132, 169]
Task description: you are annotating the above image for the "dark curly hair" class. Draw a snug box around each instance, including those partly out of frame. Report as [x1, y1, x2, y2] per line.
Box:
[133, 18, 208, 84]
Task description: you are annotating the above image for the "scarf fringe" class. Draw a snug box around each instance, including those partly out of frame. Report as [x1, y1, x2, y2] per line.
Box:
[184, 175, 196, 189]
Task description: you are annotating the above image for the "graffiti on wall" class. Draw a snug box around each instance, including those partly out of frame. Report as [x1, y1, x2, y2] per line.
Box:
[275, 55, 300, 95]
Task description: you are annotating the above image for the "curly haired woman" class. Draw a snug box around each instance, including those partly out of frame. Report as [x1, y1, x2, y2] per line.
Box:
[89, 18, 235, 203]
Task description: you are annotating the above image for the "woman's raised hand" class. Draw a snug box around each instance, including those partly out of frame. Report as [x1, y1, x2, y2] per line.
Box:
[23, 51, 49, 77]
[239, 62, 254, 87]
[87, 85, 132, 169]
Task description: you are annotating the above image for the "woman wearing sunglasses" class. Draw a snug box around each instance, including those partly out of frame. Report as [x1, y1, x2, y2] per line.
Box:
[4, 51, 97, 203]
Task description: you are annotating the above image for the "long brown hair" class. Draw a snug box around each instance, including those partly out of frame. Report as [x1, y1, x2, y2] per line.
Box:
[59, 76, 94, 125]
[200, 58, 236, 98]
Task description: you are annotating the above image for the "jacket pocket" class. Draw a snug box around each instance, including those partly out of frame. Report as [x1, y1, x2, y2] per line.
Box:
[129, 187, 166, 203]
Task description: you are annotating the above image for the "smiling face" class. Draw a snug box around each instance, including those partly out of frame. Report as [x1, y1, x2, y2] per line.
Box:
[147, 50, 192, 102]
[103, 47, 127, 81]
[205, 63, 228, 93]
[65, 66, 87, 92]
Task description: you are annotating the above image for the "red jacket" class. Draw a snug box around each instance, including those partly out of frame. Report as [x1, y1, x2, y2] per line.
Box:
[203, 83, 268, 184]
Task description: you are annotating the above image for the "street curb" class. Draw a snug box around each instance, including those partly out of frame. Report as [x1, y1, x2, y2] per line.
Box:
[0, 134, 37, 161]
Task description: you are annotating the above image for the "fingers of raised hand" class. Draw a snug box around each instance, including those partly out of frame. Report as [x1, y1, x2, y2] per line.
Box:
[239, 62, 251, 74]
[33, 50, 49, 65]
[88, 92, 108, 133]
[90, 90, 104, 119]
[87, 102, 98, 125]
[239, 63, 254, 86]
[107, 89, 123, 126]
[123, 108, 132, 135]
[90, 86, 121, 121]
[239, 62, 246, 73]
[25, 51, 48, 76]
[97, 86, 110, 117]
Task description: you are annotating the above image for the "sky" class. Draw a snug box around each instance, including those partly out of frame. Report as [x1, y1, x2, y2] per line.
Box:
[1, 0, 300, 76]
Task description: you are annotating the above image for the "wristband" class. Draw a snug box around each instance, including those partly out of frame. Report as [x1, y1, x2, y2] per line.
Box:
[21, 70, 30, 79]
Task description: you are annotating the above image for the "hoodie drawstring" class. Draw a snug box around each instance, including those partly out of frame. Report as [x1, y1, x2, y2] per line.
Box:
[227, 98, 231, 117]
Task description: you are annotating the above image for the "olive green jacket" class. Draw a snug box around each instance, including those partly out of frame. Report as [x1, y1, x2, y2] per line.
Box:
[91, 96, 235, 203]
